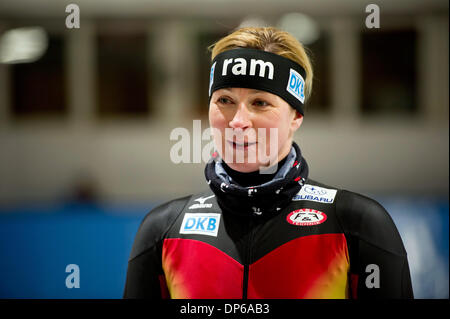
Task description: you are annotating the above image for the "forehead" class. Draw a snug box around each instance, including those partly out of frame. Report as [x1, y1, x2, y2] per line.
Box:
[215, 87, 274, 96]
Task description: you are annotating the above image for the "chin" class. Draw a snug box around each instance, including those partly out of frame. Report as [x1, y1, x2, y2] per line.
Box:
[225, 162, 261, 173]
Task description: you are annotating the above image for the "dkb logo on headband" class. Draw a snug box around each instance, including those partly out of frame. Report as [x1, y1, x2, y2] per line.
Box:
[286, 68, 305, 104]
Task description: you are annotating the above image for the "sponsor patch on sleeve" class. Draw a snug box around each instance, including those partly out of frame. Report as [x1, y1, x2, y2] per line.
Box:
[180, 213, 221, 237]
[292, 184, 337, 204]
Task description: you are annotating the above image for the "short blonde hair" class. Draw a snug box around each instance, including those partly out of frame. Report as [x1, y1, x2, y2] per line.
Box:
[209, 26, 313, 102]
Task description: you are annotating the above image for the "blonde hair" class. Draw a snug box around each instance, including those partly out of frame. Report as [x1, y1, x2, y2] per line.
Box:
[209, 26, 313, 102]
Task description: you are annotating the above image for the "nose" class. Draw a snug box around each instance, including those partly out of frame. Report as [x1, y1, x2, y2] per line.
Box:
[228, 102, 252, 130]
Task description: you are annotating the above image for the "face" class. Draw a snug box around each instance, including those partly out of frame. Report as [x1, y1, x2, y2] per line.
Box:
[209, 87, 303, 173]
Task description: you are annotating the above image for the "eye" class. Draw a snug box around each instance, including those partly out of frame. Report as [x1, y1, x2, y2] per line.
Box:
[253, 99, 269, 107]
[217, 96, 233, 105]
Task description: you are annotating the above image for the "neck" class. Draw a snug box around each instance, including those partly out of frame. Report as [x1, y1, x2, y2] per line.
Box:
[222, 155, 288, 187]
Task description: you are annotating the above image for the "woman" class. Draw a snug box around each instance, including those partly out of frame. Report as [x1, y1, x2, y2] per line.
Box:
[123, 27, 413, 299]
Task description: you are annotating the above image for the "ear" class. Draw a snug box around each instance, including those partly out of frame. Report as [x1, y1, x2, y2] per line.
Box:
[291, 110, 303, 133]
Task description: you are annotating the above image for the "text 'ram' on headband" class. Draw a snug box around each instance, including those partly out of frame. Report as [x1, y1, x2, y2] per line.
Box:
[208, 48, 307, 115]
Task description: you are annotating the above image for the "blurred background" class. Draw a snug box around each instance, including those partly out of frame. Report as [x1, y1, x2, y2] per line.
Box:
[0, 0, 448, 298]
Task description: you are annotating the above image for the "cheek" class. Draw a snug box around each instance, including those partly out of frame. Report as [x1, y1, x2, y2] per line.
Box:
[277, 109, 295, 139]
[257, 114, 291, 155]
[209, 106, 227, 154]
[256, 116, 288, 142]
[278, 117, 291, 140]
[209, 105, 226, 130]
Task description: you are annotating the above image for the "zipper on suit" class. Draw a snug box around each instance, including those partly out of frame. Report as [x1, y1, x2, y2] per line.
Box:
[242, 213, 256, 299]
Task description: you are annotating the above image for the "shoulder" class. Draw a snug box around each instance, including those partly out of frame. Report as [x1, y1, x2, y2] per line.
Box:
[307, 179, 406, 256]
[129, 194, 193, 260]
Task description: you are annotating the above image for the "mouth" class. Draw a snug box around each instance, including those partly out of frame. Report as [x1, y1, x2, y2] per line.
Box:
[227, 140, 257, 150]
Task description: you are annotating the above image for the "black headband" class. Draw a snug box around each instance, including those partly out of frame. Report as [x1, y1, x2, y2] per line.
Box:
[208, 48, 306, 115]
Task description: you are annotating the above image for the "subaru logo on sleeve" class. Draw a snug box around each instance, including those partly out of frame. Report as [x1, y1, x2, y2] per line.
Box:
[292, 184, 337, 204]
[303, 185, 327, 196]
[286, 68, 305, 103]
[180, 213, 221, 237]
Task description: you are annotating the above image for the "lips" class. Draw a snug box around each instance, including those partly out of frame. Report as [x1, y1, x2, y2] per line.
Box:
[227, 140, 257, 149]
